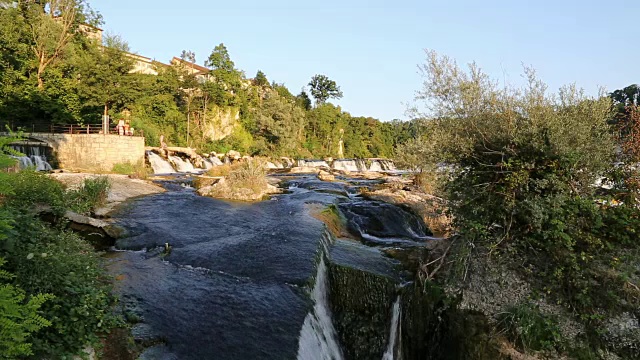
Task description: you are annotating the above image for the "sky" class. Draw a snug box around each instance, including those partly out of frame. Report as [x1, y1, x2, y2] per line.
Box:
[92, 0, 639, 121]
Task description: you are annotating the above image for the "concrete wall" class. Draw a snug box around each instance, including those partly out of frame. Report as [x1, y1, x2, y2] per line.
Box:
[26, 133, 145, 171]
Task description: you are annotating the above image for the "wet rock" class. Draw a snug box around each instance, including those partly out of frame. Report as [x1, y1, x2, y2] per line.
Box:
[288, 166, 321, 174]
[318, 170, 335, 182]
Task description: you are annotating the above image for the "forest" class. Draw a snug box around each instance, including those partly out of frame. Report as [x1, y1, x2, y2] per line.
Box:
[0, 0, 416, 159]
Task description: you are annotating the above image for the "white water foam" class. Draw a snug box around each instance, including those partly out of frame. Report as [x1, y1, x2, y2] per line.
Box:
[169, 156, 197, 173]
[382, 296, 402, 360]
[147, 151, 176, 174]
[297, 257, 344, 360]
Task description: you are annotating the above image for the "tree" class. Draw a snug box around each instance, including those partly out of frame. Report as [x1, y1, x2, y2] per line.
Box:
[296, 90, 312, 111]
[206, 43, 234, 72]
[254, 92, 306, 154]
[254, 70, 268, 87]
[308, 74, 343, 105]
[25, 0, 99, 89]
[179, 50, 197, 146]
[76, 34, 134, 122]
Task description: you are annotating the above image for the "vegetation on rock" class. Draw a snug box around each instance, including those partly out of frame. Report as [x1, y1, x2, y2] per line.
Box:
[399, 50, 640, 358]
[0, 143, 117, 358]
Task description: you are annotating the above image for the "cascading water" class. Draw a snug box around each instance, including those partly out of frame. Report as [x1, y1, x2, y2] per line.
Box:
[332, 159, 366, 172]
[297, 256, 344, 360]
[146, 151, 176, 174]
[298, 159, 330, 168]
[10, 145, 53, 171]
[169, 156, 197, 173]
[369, 160, 396, 172]
[209, 156, 224, 166]
[382, 296, 402, 360]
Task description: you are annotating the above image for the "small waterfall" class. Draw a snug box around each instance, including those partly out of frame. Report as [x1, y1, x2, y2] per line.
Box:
[298, 159, 330, 168]
[10, 145, 53, 171]
[369, 160, 397, 172]
[203, 159, 213, 170]
[355, 159, 367, 172]
[31, 155, 52, 171]
[332, 159, 362, 172]
[382, 296, 402, 360]
[380, 160, 396, 171]
[169, 156, 196, 173]
[146, 151, 176, 174]
[209, 156, 224, 166]
[297, 257, 344, 360]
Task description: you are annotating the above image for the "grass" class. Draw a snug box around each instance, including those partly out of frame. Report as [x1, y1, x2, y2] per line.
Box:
[111, 161, 150, 179]
[497, 302, 562, 353]
[66, 176, 111, 215]
[201, 159, 271, 201]
[309, 204, 352, 238]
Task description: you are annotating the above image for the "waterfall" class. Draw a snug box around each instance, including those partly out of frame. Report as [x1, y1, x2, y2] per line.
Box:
[380, 160, 396, 171]
[297, 257, 344, 360]
[146, 151, 176, 174]
[10, 145, 53, 171]
[332, 159, 363, 172]
[169, 156, 196, 173]
[369, 160, 396, 172]
[31, 155, 52, 171]
[209, 156, 224, 166]
[369, 161, 383, 172]
[298, 160, 330, 168]
[382, 296, 402, 360]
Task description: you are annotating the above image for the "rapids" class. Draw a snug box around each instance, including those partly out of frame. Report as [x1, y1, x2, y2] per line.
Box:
[108, 174, 433, 359]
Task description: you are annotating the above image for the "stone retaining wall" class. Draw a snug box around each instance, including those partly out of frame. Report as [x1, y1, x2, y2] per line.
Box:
[26, 133, 145, 171]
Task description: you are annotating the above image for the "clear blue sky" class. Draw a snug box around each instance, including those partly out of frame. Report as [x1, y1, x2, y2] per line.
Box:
[93, 0, 638, 121]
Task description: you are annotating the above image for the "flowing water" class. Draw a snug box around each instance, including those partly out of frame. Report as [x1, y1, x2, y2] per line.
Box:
[382, 296, 402, 360]
[297, 257, 344, 360]
[169, 156, 197, 173]
[146, 151, 176, 174]
[10, 145, 53, 171]
[109, 174, 433, 359]
[298, 159, 330, 168]
[332, 159, 367, 172]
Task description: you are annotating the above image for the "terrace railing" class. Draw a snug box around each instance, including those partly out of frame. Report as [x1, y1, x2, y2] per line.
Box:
[0, 122, 144, 137]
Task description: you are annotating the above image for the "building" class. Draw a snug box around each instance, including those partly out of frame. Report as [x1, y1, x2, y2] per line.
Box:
[170, 57, 211, 82]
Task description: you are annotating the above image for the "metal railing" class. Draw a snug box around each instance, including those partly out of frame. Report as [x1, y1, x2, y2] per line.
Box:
[0, 122, 144, 137]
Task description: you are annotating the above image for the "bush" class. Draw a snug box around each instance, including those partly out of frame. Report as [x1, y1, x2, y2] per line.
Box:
[0, 170, 65, 213]
[66, 176, 111, 215]
[0, 258, 53, 359]
[498, 302, 562, 352]
[0, 212, 116, 358]
[204, 159, 271, 201]
[406, 51, 640, 354]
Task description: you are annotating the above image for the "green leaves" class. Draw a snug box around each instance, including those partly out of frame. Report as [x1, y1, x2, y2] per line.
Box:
[308, 74, 343, 105]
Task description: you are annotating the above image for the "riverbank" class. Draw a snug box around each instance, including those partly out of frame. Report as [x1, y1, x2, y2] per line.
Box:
[50, 172, 165, 216]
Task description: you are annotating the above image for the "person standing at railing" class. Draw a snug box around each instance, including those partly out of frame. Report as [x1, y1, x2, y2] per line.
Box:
[116, 119, 125, 135]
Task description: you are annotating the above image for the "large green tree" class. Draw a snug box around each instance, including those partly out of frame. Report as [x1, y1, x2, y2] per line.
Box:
[308, 74, 343, 105]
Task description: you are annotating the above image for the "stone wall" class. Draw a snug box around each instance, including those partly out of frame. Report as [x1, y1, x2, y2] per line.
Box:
[27, 133, 145, 171]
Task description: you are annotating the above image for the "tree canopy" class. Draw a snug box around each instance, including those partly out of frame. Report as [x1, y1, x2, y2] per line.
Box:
[308, 74, 343, 105]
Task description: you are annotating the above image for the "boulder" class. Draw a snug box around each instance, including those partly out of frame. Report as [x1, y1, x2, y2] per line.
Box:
[288, 166, 321, 174]
[318, 170, 335, 182]
[226, 150, 241, 160]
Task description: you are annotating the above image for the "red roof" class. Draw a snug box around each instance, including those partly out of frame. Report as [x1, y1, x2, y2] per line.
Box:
[171, 57, 210, 73]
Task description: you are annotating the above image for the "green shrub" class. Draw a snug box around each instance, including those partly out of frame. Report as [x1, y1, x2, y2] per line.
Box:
[0, 257, 53, 359]
[2, 216, 116, 358]
[66, 176, 111, 215]
[0, 170, 65, 213]
[406, 51, 640, 354]
[498, 302, 562, 352]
